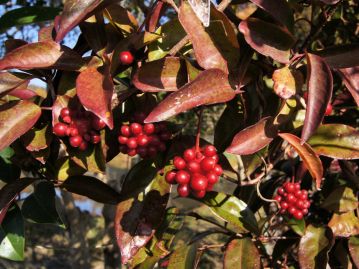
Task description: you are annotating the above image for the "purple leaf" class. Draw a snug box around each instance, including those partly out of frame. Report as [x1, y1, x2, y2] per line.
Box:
[145, 69, 235, 123]
[337, 66, 359, 106]
[301, 53, 333, 143]
[316, 44, 359, 69]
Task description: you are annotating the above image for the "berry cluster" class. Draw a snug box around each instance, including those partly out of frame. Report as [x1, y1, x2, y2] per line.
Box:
[165, 145, 223, 198]
[118, 113, 171, 158]
[53, 107, 106, 150]
[274, 182, 310, 220]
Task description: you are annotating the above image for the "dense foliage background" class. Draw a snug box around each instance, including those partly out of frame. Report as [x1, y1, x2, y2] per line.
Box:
[0, 0, 358, 268]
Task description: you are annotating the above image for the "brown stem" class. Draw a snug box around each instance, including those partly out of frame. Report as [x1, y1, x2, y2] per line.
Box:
[195, 108, 204, 152]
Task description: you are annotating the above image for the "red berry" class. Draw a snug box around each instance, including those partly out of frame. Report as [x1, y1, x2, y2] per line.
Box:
[147, 146, 157, 158]
[53, 123, 68, 137]
[128, 149, 137, 156]
[79, 141, 88, 151]
[193, 190, 206, 198]
[284, 183, 296, 193]
[165, 170, 177, 184]
[137, 147, 147, 158]
[190, 174, 208, 191]
[143, 124, 155, 135]
[294, 190, 302, 198]
[274, 195, 282, 202]
[303, 200, 310, 209]
[203, 145, 217, 157]
[137, 134, 149, 146]
[127, 137, 138, 149]
[130, 123, 142, 135]
[201, 157, 216, 171]
[69, 127, 79, 137]
[121, 125, 131, 137]
[207, 172, 219, 185]
[183, 148, 196, 161]
[212, 164, 223, 176]
[294, 182, 301, 190]
[119, 51, 134, 65]
[91, 133, 101, 144]
[211, 154, 219, 163]
[280, 201, 289, 209]
[296, 200, 305, 209]
[149, 135, 161, 146]
[325, 103, 332, 116]
[62, 115, 72, 124]
[293, 211, 303, 220]
[206, 184, 214, 191]
[187, 161, 201, 173]
[300, 190, 308, 200]
[302, 209, 308, 215]
[195, 151, 204, 161]
[177, 184, 189, 197]
[277, 187, 285, 195]
[60, 107, 71, 119]
[118, 136, 128, 144]
[288, 206, 297, 215]
[176, 170, 190, 184]
[173, 156, 186, 170]
[69, 135, 83, 147]
[286, 194, 297, 204]
[92, 117, 106, 130]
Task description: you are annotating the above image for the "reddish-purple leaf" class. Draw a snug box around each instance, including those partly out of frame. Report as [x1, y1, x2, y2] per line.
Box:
[226, 117, 277, 155]
[144, 69, 235, 123]
[38, 24, 55, 42]
[337, 67, 359, 106]
[178, 1, 228, 73]
[279, 133, 323, 189]
[55, 0, 103, 42]
[0, 72, 30, 95]
[239, 18, 295, 64]
[249, 0, 294, 31]
[320, 0, 340, 4]
[301, 53, 333, 143]
[146, 1, 165, 32]
[224, 238, 261, 269]
[76, 64, 114, 129]
[8, 87, 38, 100]
[0, 41, 85, 71]
[316, 44, 359, 69]
[132, 57, 188, 92]
[0, 101, 41, 151]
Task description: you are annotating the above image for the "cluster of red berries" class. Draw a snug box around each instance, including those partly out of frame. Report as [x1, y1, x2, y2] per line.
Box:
[53, 107, 106, 150]
[274, 182, 310, 220]
[165, 145, 223, 198]
[118, 113, 171, 158]
[303, 91, 332, 116]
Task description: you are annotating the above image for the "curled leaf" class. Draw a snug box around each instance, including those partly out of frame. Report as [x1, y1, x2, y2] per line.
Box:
[328, 212, 359, 237]
[0, 72, 30, 95]
[272, 66, 303, 99]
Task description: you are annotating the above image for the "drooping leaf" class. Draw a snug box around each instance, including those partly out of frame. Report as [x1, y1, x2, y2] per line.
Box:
[21, 125, 52, 152]
[80, 15, 107, 52]
[348, 236, 359, 267]
[145, 69, 235, 123]
[0, 101, 41, 151]
[167, 243, 198, 269]
[287, 217, 306, 236]
[21, 181, 64, 227]
[316, 44, 359, 69]
[132, 57, 188, 92]
[328, 212, 359, 237]
[272, 66, 303, 99]
[301, 53, 333, 143]
[238, 18, 295, 64]
[0, 6, 61, 32]
[226, 117, 277, 155]
[55, 0, 103, 42]
[146, 1, 165, 32]
[60, 175, 120, 204]
[0, 147, 20, 184]
[224, 237, 261, 269]
[76, 64, 114, 129]
[279, 133, 323, 189]
[321, 186, 358, 213]
[55, 158, 87, 182]
[0, 204, 24, 261]
[104, 3, 138, 34]
[0, 41, 85, 71]
[337, 67, 359, 106]
[298, 225, 333, 269]
[0, 72, 30, 95]
[307, 124, 359, 160]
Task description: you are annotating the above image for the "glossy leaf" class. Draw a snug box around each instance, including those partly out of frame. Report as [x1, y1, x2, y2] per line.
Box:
[239, 18, 295, 64]
[298, 225, 333, 269]
[0, 205, 24, 261]
[321, 186, 358, 213]
[272, 66, 303, 99]
[68, 143, 106, 174]
[0, 147, 20, 184]
[132, 57, 188, 92]
[328, 212, 359, 237]
[168, 243, 198, 269]
[307, 124, 359, 160]
[338, 67, 359, 106]
[0, 72, 30, 95]
[104, 3, 138, 34]
[0, 6, 61, 32]
[317, 44, 359, 69]
[224, 237, 261, 269]
[145, 69, 235, 123]
[226, 117, 277, 155]
[21, 125, 52, 152]
[60, 175, 120, 204]
[21, 181, 64, 227]
[348, 236, 359, 267]
[301, 53, 333, 143]
[76, 64, 114, 129]
[55, 0, 103, 42]
[287, 218, 306, 236]
[38, 24, 55, 41]
[0, 41, 85, 71]
[279, 133, 323, 189]
[0, 101, 41, 152]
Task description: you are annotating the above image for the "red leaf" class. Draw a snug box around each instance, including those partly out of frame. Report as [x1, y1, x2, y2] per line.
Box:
[0, 72, 30, 95]
[55, 0, 103, 42]
[144, 69, 235, 123]
[76, 64, 114, 129]
[239, 18, 295, 64]
[226, 117, 277, 155]
[301, 53, 333, 143]
[38, 25, 55, 42]
[337, 67, 359, 106]
[146, 1, 165, 32]
[0, 41, 85, 71]
[0, 101, 41, 151]
[279, 133, 323, 189]
[316, 44, 359, 69]
[132, 57, 188, 92]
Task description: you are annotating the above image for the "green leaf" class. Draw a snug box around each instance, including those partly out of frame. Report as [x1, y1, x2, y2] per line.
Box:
[0, 204, 24, 261]
[0, 6, 61, 32]
[21, 181, 64, 227]
[287, 217, 305, 236]
[272, 66, 303, 99]
[224, 237, 261, 269]
[321, 186, 358, 213]
[328, 212, 359, 237]
[21, 125, 52, 152]
[167, 243, 198, 269]
[348, 236, 359, 267]
[0, 147, 20, 183]
[68, 143, 106, 174]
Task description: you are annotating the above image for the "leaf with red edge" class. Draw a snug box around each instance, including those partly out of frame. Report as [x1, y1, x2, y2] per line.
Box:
[55, 0, 103, 42]
[224, 238, 261, 269]
[0, 72, 31, 95]
[301, 53, 333, 143]
[146, 1, 165, 32]
[316, 44, 359, 69]
[238, 18, 295, 64]
[76, 64, 114, 129]
[133, 57, 188, 92]
[145, 69, 235, 123]
[0, 41, 85, 71]
[349, 236, 359, 267]
[226, 117, 277, 155]
[279, 133, 323, 189]
[38, 24, 55, 41]
[0, 101, 41, 152]
[115, 169, 171, 265]
[178, 1, 228, 73]
[337, 67, 359, 106]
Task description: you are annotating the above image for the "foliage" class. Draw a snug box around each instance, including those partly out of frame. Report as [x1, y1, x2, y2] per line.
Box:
[0, 0, 358, 268]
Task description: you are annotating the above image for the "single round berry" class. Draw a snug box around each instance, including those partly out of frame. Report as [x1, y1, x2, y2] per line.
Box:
[127, 137, 138, 149]
[119, 51, 134, 65]
[69, 127, 79, 137]
[128, 149, 137, 157]
[149, 135, 161, 146]
[284, 182, 296, 193]
[121, 125, 131, 137]
[143, 124, 155, 135]
[280, 201, 289, 209]
[212, 164, 223, 176]
[176, 170, 190, 184]
[203, 145, 217, 157]
[130, 123, 142, 135]
[277, 187, 285, 195]
[118, 136, 128, 144]
[177, 184, 189, 197]
[69, 135, 83, 148]
[211, 154, 219, 163]
[300, 190, 308, 200]
[193, 190, 206, 198]
[303, 200, 311, 209]
[173, 156, 186, 170]
[92, 117, 106, 130]
[165, 170, 177, 184]
[274, 195, 282, 202]
[62, 115, 72, 124]
[137, 147, 147, 158]
[84, 133, 91, 141]
[325, 103, 333, 116]
[137, 134, 149, 146]
[286, 194, 297, 204]
[53, 123, 68, 137]
[60, 107, 71, 119]
[302, 209, 308, 215]
[288, 206, 297, 215]
[187, 161, 201, 173]
[293, 211, 303, 220]
[79, 141, 88, 151]
[207, 172, 219, 185]
[91, 133, 101, 144]
[296, 200, 305, 209]
[190, 174, 208, 191]
[294, 182, 301, 190]
[183, 148, 196, 162]
[294, 190, 302, 198]
[201, 157, 216, 171]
